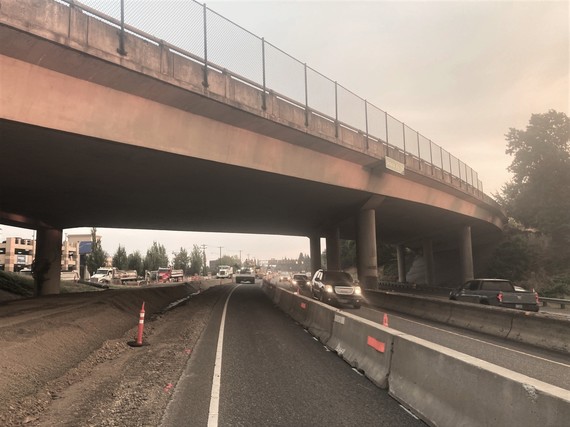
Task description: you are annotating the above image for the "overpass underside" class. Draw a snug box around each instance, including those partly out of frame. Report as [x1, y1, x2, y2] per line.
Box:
[1, 117, 498, 249]
[0, 0, 506, 293]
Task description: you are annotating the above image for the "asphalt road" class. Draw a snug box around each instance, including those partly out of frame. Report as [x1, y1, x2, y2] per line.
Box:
[162, 284, 425, 426]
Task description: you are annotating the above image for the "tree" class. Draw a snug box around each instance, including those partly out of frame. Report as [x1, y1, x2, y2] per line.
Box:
[215, 255, 240, 270]
[297, 252, 311, 271]
[127, 251, 143, 276]
[143, 241, 169, 272]
[172, 247, 190, 274]
[377, 243, 398, 279]
[485, 222, 533, 281]
[340, 240, 356, 270]
[189, 245, 204, 275]
[112, 245, 128, 270]
[499, 110, 570, 245]
[85, 228, 107, 275]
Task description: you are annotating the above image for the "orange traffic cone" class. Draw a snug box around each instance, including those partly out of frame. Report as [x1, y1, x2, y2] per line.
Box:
[128, 302, 147, 347]
[383, 313, 389, 327]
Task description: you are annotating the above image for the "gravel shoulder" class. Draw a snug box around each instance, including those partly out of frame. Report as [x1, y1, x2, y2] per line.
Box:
[0, 281, 227, 426]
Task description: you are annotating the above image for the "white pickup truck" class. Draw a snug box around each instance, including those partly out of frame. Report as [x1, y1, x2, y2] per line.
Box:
[235, 268, 255, 284]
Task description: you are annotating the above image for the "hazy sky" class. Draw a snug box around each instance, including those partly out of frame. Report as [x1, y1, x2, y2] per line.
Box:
[2, 0, 568, 261]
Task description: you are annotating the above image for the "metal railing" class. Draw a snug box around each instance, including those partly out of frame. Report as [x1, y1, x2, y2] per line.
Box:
[540, 297, 569, 309]
[63, 0, 484, 193]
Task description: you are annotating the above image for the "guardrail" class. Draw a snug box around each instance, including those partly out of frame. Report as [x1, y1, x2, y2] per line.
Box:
[378, 281, 569, 310]
[35, 0, 486, 199]
[540, 297, 569, 309]
[378, 280, 452, 295]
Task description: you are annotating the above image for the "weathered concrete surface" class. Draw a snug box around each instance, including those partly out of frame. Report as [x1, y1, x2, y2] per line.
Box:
[389, 334, 570, 427]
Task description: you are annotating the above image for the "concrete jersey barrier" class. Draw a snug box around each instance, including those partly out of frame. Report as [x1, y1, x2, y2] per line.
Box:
[264, 285, 570, 426]
[326, 311, 395, 388]
[364, 289, 570, 355]
[389, 334, 570, 427]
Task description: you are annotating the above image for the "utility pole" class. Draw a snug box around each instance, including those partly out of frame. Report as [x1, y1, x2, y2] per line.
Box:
[201, 244, 207, 276]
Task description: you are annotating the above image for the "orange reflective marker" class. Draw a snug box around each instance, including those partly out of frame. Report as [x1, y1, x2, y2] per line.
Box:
[367, 336, 385, 353]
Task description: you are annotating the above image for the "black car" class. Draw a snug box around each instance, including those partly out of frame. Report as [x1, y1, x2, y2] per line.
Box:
[291, 274, 310, 289]
[311, 269, 361, 309]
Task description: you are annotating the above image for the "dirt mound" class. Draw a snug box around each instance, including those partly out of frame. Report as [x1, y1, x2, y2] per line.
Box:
[0, 282, 218, 426]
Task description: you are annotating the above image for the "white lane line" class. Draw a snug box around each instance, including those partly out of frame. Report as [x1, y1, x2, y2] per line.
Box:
[363, 307, 570, 369]
[207, 285, 241, 427]
[400, 405, 419, 420]
[352, 368, 364, 376]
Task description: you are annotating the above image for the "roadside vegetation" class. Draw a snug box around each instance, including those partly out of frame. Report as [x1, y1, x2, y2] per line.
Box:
[491, 110, 569, 298]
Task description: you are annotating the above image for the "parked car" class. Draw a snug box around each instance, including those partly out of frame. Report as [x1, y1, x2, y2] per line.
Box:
[311, 269, 361, 309]
[449, 278, 539, 312]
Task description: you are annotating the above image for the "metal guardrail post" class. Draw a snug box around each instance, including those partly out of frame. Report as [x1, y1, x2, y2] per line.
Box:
[365, 100, 369, 149]
[202, 3, 209, 88]
[440, 148, 444, 177]
[117, 0, 127, 56]
[261, 38, 267, 111]
[457, 159, 461, 188]
[334, 81, 339, 137]
[304, 63, 309, 126]
[385, 111, 389, 145]
[401, 123, 406, 162]
[429, 139, 433, 175]
[416, 131, 421, 170]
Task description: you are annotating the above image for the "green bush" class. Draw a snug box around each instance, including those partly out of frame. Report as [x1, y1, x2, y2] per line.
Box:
[539, 274, 570, 298]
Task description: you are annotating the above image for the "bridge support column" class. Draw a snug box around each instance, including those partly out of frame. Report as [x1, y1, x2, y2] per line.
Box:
[423, 239, 435, 286]
[459, 225, 474, 284]
[326, 227, 341, 271]
[356, 209, 378, 289]
[33, 227, 62, 296]
[397, 244, 406, 283]
[309, 234, 322, 276]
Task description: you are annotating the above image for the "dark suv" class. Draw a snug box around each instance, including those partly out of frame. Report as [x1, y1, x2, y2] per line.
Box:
[311, 269, 361, 309]
[292, 274, 310, 289]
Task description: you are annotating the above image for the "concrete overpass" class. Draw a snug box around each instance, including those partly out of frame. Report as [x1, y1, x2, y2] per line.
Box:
[0, 0, 506, 294]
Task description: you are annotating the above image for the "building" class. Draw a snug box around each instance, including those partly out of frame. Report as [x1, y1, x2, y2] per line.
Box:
[0, 237, 35, 272]
[0, 235, 87, 273]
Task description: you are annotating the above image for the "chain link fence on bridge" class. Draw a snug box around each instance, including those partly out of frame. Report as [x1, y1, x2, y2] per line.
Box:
[65, 0, 483, 193]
